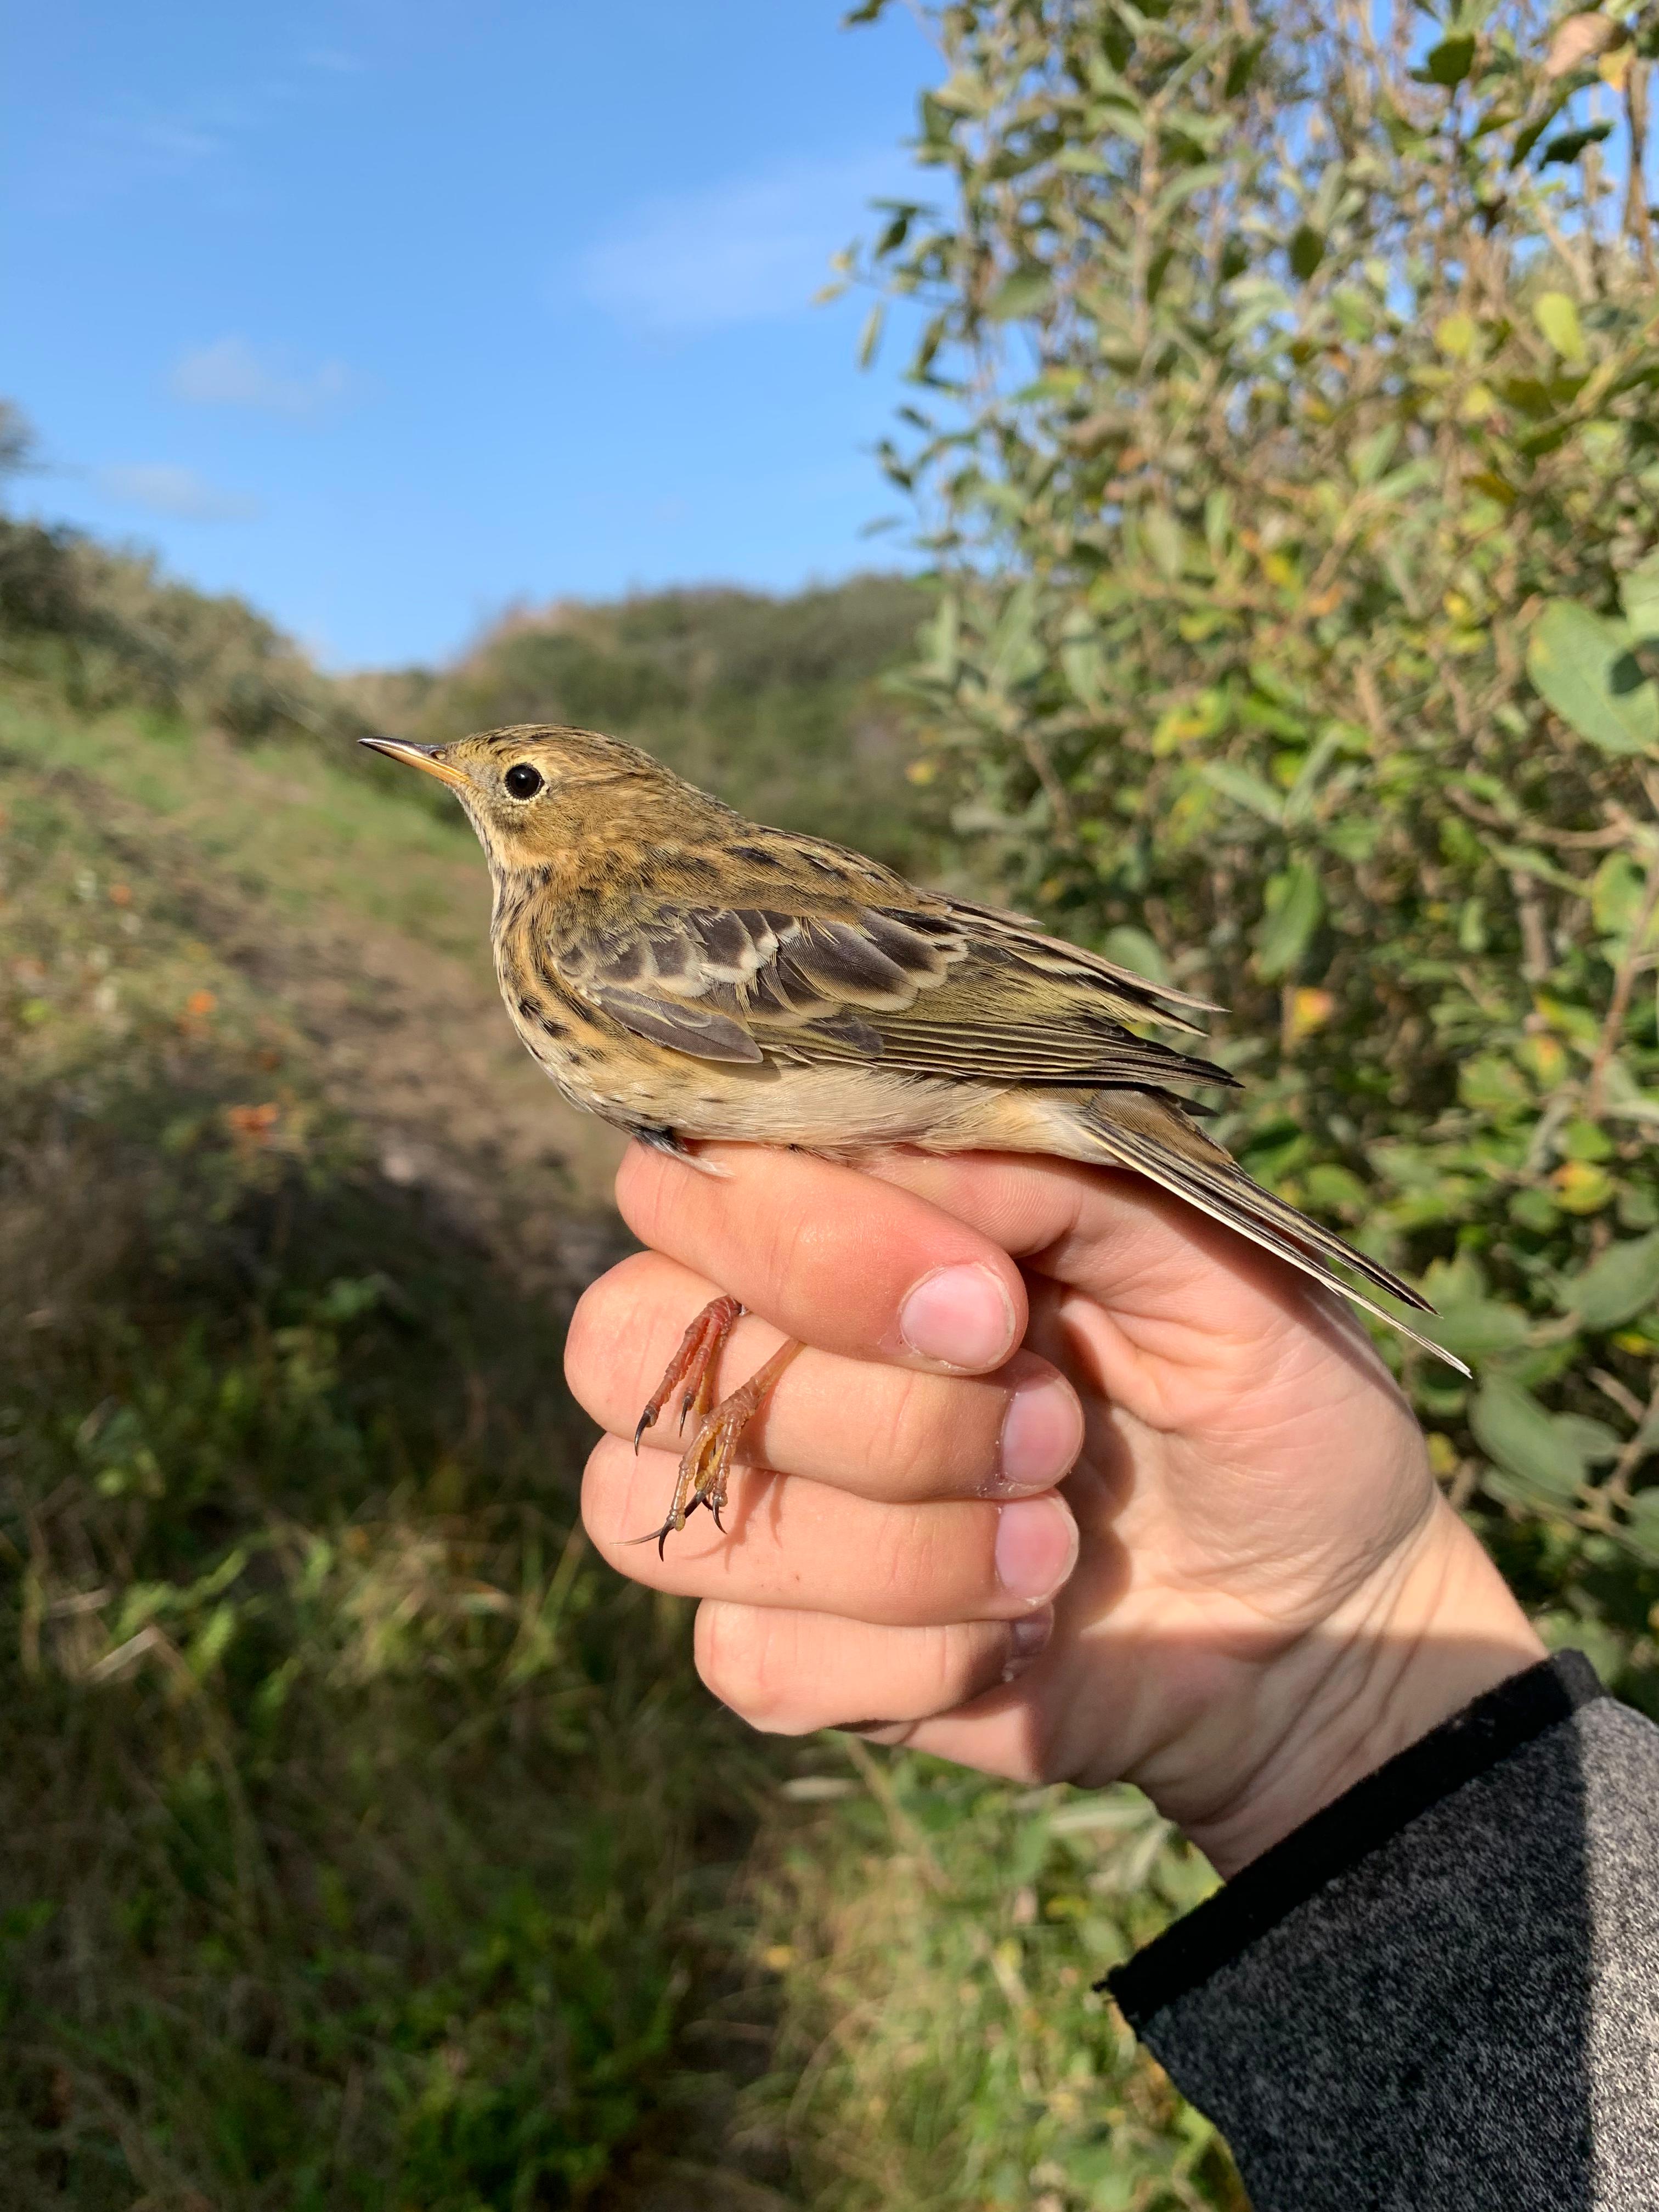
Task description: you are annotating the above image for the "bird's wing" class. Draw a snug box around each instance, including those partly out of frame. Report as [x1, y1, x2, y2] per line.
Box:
[938, 896, 1222, 1025]
[546, 894, 1236, 1093]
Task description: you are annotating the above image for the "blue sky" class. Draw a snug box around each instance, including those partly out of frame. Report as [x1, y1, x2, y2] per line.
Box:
[5, 2, 937, 667]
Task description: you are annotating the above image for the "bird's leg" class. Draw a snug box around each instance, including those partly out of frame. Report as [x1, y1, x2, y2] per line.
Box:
[633, 1295, 744, 1452]
[629, 1300, 801, 1555]
[674, 1338, 802, 1538]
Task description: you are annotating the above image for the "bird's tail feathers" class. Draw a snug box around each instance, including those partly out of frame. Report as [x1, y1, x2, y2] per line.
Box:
[1077, 1101, 1470, 1378]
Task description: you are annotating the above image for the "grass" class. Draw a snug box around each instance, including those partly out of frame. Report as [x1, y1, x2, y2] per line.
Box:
[747, 1756, 1241, 2212]
[0, 697, 488, 956]
[0, 730, 775, 2207]
[0, 673, 1240, 2210]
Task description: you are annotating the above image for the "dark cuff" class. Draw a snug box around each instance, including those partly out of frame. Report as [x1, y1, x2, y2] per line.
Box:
[1108, 1649, 1605, 2032]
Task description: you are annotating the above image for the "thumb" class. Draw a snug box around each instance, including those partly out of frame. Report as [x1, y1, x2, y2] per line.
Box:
[857, 1146, 1395, 1404]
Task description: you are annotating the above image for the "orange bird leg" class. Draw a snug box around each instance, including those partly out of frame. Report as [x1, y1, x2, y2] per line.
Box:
[633, 1295, 743, 1452]
[629, 1302, 802, 1556]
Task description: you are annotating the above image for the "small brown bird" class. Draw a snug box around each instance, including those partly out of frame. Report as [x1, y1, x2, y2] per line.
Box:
[362, 723, 1465, 1547]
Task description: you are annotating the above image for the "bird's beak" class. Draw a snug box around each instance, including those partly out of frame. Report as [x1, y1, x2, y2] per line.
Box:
[357, 735, 472, 791]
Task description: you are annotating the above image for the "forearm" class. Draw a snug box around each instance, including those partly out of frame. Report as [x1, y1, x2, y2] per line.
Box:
[1110, 1653, 1659, 2212]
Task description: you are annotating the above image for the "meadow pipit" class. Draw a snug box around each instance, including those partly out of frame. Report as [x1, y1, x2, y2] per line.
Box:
[363, 724, 1463, 1548]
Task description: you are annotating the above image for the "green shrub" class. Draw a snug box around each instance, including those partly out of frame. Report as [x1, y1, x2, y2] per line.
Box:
[850, 0, 1659, 1701]
[0, 516, 345, 742]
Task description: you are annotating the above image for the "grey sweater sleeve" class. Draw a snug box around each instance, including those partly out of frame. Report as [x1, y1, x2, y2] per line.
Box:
[1107, 1653, 1659, 2211]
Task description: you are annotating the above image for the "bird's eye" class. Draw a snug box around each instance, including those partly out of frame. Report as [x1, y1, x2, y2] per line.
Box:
[504, 763, 544, 800]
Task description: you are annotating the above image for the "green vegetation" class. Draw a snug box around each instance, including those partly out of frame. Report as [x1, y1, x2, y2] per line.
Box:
[747, 1759, 1236, 2211]
[0, 704, 767, 2208]
[0, 422, 347, 752]
[0, 519, 1224, 2204]
[10, 0, 1658, 2193]
[853, 0, 1659, 1707]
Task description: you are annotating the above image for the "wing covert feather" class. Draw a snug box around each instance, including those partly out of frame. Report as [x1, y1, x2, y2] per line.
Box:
[543, 880, 1233, 1092]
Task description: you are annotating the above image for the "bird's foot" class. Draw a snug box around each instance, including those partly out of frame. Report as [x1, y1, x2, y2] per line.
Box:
[633, 1294, 744, 1452]
[630, 1333, 802, 1556]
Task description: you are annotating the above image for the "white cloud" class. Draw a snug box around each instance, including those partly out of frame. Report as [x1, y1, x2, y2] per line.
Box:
[576, 149, 917, 338]
[22, 104, 229, 213]
[126, 115, 223, 167]
[96, 464, 261, 523]
[168, 336, 358, 417]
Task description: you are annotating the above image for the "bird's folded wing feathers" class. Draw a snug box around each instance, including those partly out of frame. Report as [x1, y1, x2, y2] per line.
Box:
[546, 896, 1237, 1093]
[943, 896, 1223, 1026]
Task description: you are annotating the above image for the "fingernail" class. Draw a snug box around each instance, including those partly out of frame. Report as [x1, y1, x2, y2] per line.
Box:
[898, 1262, 1016, 1370]
[995, 1376, 1084, 1493]
[1002, 1608, 1054, 1683]
[994, 1496, 1078, 1606]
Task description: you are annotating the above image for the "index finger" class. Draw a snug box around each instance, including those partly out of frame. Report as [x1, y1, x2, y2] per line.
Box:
[615, 1142, 1029, 1374]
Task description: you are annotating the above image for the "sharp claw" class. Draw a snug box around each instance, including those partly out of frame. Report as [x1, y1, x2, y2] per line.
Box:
[633, 1409, 654, 1453]
[637, 1321, 797, 1556]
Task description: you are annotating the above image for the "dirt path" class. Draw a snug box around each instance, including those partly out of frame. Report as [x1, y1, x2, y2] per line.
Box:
[50, 712, 634, 1292]
[272, 893, 629, 1288]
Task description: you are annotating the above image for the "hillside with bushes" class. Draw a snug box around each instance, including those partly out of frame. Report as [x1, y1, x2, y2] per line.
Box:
[348, 574, 935, 872]
[0, 461, 1235, 2207]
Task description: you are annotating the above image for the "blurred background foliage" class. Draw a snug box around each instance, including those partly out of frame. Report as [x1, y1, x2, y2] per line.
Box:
[0, 412, 933, 877]
[849, 0, 1659, 1708]
[0, 433, 1227, 2202]
[345, 576, 934, 874]
[3, 0, 1658, 2202]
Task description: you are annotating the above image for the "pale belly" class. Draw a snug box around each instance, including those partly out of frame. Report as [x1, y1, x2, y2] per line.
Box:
[503, 996, 1090, 1163]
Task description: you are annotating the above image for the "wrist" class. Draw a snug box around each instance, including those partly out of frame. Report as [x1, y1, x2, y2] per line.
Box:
[1171, 1499, 1546, 1878]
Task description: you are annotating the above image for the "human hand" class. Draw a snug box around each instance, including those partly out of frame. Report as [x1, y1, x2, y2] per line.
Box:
[566, 1143, 1543, 1875]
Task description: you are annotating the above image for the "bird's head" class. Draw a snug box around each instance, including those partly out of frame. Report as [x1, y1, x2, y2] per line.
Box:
[359, 723, 678, 872]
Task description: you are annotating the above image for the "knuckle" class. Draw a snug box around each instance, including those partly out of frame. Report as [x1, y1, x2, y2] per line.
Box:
[922, 1622, 990, 1714]
[859, 1367, 978, 1496]
[563, 1283, 607, 1393]
[696, 1604, 811, 1733]
[864, 1506, 946, 1616]
[565, 1254, 691, 1404]
[578, 1439, 619, 1533]
[615, 1144, 677, 1242]
[928, 1622, 972, 1706]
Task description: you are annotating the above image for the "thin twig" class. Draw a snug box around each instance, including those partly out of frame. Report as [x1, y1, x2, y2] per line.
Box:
[1624, 61, 1656, 282]
[999, 707, 1075, 843]
[1510, 870, 1554, 981]
[1446, 786, 1634, 849]
[1606, 1372, 1659, 1510]
[1585, 840, 1659, 1117]
[1592, 1368, 1647, 1425]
